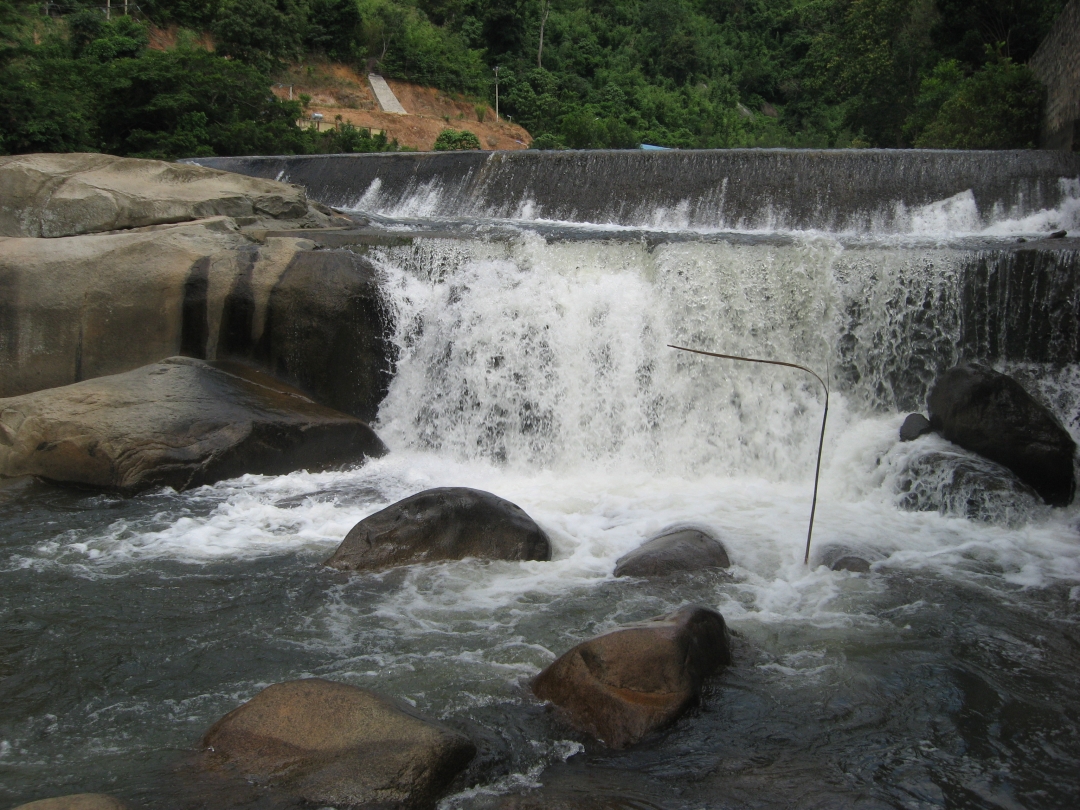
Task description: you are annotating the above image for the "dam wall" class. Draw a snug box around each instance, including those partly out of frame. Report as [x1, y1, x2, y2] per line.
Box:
[187, 149, 1080, 233]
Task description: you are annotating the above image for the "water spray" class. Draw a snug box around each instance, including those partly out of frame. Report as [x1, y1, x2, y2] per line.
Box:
[668, 344, 829, 566]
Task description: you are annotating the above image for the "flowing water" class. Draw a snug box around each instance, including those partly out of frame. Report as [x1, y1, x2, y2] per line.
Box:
[4, 152, 1080, 809]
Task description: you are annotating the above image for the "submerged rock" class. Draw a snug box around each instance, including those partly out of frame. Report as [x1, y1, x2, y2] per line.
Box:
[201, 678, 475, 809]
[10, 797, 130, 810]
[0, 152, 344, 238]
[0, 357, 386, 494]
[896, 449, 1044, 524]
[613, 528, 730, 577]
[532, 605, 731, 749]
[832, 556, 871, 573]
[326, 487, 551, 572]
[899, 413, 933, 442]
[928, 364, 1076, 506]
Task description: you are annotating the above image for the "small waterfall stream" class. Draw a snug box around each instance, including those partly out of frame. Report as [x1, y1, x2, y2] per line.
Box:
[3, 151, 1080, 809]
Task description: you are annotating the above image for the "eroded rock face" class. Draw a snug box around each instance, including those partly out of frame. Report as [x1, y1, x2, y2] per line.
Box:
[531, 606, 731, 749]
[0, 357, 386, 493]
[0, 221, 391, 421]
[0, 153, 344, 238]
[613, 528, 730, 577]
[201, 678, 475, 809]
[9, 796, 130, 810]
[927, 364, 1076, 506]
[326, 487, 551, 572]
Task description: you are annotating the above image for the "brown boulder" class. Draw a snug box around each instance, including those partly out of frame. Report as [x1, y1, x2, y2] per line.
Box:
[613, 528, 730, 577]
[531, 606, 731, 749]
[0, 223, 391, 421]
[9, 796, 130, 810]
[0, 357, 386, 493]
[0, 152, 343, 238]
[325, 487, 551, 572]
[201, 678, 475, 809]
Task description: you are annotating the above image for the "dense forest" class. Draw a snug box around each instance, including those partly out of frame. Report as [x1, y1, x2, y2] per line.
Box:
[0, 0, 1067, 157]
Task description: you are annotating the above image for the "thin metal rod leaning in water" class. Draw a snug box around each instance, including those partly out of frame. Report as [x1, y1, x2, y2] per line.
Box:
[667, 344, 830, 566]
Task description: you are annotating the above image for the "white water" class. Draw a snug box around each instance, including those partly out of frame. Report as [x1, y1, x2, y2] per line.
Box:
[18, 231, 1080, 610]
[349, 177, 1080, 239]
[6, 219, 1080, 808]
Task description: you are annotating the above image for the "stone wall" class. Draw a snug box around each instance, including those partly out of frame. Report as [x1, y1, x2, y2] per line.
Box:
[1030, 0, 1080, 151]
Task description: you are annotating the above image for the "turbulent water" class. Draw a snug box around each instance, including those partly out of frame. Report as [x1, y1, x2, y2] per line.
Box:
[4, 160, 1080, 809]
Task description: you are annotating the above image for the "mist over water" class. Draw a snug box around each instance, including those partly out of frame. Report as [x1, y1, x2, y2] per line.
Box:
[4, 163, 1080, 809]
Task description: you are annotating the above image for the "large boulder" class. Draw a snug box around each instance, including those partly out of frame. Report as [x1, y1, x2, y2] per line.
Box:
[927, 364, 1076, 506]
[531, 606, 731, 749]
[613, 528, 730, 577]
[326, 487, 551, 572]
[0, 153, 345, 238]
[0, 221, 391, 420]
[201, 678, 475, 809]
[9, 796, 129, 810]
[0, 357, 386, 493]
[895, 448, 1044, 524]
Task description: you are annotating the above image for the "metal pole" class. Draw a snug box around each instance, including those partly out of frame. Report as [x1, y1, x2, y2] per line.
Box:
[668, 344, 830, 566]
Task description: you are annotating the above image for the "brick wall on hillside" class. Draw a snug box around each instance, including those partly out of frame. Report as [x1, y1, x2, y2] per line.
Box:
[1030, 0, 1080, 150]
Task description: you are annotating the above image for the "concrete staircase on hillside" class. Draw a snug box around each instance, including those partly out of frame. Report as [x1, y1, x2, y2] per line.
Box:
[367, 74, 407, 115]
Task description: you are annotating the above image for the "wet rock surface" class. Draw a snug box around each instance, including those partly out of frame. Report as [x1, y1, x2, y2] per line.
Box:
[0, 357, 385, 494]
[531, 605, 731, 749]
[326, 487, 551, 572]
[832, 556, 871, 573]
[201, 678, 476, 809]
[928, 364, 1076, 506]
[899, 413, 933, 442]
[9, 797, 131, 810]
[0, 152, 344, 238]
[0, 222, 391, 420]
[613, 528, 730, 577]
[895, 449, 1044, 524]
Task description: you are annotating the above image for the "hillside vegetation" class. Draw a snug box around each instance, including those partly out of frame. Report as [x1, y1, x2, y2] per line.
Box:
[0, 0, 1065, 157]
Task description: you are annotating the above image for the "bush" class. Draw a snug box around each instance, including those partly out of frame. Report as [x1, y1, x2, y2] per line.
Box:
[433, 127, 481, 150]
[914, 57, 1044, 149]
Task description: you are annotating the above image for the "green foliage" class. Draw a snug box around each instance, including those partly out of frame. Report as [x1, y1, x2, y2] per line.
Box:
[913, 56, 1044, 148]
[0, 0, 1066, 155]
[212, 0, 307, 73]
[433, 127, 481, 149]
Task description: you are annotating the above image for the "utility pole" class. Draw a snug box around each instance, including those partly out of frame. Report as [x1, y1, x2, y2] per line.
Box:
[493, 66, 500, 120]
[106, 0, 110, 19]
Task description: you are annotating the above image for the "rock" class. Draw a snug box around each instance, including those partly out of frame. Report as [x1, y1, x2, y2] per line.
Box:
[613, 528, 730, 577]
[326, 487, 551, 572]
[0, 153, 346, 238]
[0, 221, 391, 421]
[899, 413, 933, 442]
[927, 364, 1076, 506]
[9, 796, 130, 810]
[832, 556, 871, 573]
[0, 357, 386, 494]
[531, 606, 731, 749]
[895, 449, 1044, 524]
[201, 678, 475, 809]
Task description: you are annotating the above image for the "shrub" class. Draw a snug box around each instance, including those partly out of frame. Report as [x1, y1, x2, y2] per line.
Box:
[433, 127, 481, 150]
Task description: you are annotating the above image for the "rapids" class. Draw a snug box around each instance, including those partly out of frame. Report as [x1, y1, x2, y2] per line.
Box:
[3, 151, 1080, 809]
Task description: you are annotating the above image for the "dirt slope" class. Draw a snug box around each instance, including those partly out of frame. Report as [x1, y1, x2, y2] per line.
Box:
[272, 62, 532, 152]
